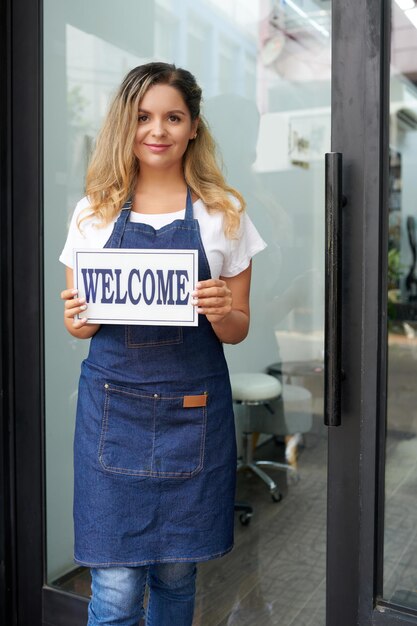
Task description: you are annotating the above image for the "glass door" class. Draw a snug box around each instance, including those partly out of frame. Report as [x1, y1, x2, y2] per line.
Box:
[43, 0, 330, 624]
[11, 0, 417, 625]
[382, 0, 417, 616]
[8, 0, 412, 625]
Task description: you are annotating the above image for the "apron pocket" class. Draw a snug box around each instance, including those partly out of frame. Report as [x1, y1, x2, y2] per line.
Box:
[125, 325, 183, 348]
[99, 383, 207, 478]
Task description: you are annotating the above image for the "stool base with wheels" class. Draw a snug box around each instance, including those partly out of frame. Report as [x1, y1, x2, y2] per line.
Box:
[234, 501, 253, 526]
[231, 373, 296, 502]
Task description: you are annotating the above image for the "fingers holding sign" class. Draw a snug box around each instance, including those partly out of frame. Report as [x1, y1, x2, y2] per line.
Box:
[61, 288, 89, 328]
[192, 264, 251, 344]
[192, 279, 232, 324]
[61, 267, 101, 339]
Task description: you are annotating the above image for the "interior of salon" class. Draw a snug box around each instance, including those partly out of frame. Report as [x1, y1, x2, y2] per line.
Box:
[43, 1, 417, 623]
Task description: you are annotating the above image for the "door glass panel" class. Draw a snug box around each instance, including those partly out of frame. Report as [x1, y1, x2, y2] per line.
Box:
[44, 1, 329, 622]
[383, 0, 417, 611]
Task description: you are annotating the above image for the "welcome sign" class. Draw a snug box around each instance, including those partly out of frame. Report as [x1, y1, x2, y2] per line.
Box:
[74, 248, 198, 326]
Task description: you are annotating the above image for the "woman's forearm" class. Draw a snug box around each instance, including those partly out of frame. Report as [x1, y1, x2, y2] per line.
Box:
[210, 309, 249, 344]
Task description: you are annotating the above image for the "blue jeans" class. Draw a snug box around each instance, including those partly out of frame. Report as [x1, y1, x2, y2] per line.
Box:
[87, 562, 197, 626]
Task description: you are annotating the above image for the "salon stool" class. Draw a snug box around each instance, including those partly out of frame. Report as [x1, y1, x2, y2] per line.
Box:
[231, 373, 291, 502]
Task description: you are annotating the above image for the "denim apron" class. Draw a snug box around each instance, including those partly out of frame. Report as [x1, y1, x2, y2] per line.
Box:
[73, 189, 237, 567]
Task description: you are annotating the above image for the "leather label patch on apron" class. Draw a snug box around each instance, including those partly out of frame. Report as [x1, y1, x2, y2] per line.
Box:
[183, 394, 208, 408]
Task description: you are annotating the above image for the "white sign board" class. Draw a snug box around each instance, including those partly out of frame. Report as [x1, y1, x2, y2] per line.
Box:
[74, 249, 198, 326]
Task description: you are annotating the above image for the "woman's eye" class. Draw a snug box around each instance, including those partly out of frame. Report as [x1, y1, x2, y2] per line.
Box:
[138, 115, 148, 122]
[168, 115, 180, 122]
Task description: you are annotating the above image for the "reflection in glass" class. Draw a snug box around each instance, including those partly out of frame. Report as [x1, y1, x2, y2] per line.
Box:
[384, 0, 417, 611]
[44, 1, 330, 622]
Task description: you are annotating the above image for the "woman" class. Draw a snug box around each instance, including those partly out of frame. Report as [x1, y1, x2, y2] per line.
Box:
[60, 62, 265, 626]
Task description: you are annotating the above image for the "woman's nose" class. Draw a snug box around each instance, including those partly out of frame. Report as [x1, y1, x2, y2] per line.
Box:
[151, 121, 167, 137]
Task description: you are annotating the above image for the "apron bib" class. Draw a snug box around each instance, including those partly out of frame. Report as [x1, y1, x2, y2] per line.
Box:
[73, 189, 237, 566]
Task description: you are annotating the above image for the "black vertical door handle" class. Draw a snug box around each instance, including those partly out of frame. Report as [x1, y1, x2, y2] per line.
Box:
[325, 152, 343, 427]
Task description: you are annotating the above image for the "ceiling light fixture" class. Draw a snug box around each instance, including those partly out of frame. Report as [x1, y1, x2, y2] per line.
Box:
[405, 6, 417, 27]
[394, 0, 415, 10]
[284, 0, 330, 38]
[393, 0, 417, 30]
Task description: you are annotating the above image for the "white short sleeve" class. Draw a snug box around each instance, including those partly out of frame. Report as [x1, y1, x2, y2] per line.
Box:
[220, 212, 267, 278]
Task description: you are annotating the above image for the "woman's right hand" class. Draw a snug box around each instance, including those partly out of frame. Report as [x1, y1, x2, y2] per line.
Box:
[61, 266, 101, 338]
[61, 288, 90, 329]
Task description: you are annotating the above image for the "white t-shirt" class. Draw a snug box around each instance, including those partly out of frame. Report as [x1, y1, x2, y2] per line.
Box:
[59, 196, 267, 279]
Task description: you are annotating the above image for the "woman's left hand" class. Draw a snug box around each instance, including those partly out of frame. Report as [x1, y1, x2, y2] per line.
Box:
[192, 279, 232, 324]
[191, 266, 251, 344]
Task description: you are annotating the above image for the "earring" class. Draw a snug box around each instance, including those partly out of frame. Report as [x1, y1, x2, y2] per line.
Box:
[193, 131, 198, 139]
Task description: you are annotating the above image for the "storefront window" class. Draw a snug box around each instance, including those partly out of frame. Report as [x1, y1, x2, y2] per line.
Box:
[44, 1, 329, 621]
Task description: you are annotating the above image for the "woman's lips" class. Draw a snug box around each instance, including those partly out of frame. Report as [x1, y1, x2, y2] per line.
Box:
[144, 143, 172, 153]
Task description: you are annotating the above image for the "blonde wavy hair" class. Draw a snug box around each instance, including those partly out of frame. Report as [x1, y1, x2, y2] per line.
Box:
[81, 62, 245, 238]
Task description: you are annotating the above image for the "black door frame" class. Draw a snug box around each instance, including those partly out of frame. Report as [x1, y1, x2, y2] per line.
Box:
[1, 0, 416, 625]
[0, 0, 14, 623]
[1, 0, 44, 624]
[328, 1, 417, 625]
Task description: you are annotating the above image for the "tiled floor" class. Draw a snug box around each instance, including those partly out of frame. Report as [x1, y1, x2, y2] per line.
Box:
[193, 422, 328, 626]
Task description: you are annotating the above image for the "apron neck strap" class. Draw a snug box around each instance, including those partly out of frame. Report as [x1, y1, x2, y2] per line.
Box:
[105, 200, 131, 248]
[184, 187, 194, 221]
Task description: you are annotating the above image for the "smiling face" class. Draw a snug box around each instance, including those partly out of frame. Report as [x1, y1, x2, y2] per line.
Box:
[133, 84, 198, 173]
